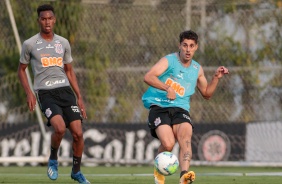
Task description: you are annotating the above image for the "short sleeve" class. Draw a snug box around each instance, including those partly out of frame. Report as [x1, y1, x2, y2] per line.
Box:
[19, 41, 31, 64]
[63, 40, 73, 64]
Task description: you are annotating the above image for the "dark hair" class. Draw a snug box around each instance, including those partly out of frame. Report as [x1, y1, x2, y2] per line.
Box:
[37, 4, 55, 17]
[179, 30, 198, 44]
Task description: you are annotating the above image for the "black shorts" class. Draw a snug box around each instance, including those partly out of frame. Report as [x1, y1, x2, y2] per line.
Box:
[36, 86, 82, 127]
[148, 105, 193, 138]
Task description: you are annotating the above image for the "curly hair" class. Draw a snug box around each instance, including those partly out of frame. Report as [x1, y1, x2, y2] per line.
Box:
[179, 30, 198, 44]
[37, 4, 55, 17]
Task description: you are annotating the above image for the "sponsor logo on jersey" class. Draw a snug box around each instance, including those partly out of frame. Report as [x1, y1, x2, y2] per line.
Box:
[46, 44, 54, 49]
[41, 57, 63, 67]
[36, 39, 42, 44]
[45, 79, 66, 87]
[154, 98, 174, 103]
[37, 47, 44, 51]
[54, 44, 63, 54]
[165, 78, 185, 96]
[193, 64, 198, 69]
[41, 54, 50, 57]
[177, 73, 184, 79]
[169, 74, 178, 81]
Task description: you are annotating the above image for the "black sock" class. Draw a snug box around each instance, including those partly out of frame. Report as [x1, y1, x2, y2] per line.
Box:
[72, 156, 82, 174]
[180, 170, 187, 178]
[49, 147, 58, 160]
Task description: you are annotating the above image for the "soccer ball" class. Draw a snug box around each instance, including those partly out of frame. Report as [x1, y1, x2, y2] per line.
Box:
[154, 151, 179, 176]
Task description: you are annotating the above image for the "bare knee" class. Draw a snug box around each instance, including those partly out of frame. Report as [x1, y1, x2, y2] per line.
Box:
[69, 121, 84, 142]
[72, 130, 83, 143]
[53, 127, 66, 138]
[161, 140, 175, 151]
[50, 115, 66, 138]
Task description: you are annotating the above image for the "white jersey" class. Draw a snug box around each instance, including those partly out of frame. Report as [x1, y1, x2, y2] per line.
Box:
[20, 33, 72, 91]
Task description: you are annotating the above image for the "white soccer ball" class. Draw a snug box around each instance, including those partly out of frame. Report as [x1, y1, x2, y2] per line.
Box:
[154, 151, 179, 176]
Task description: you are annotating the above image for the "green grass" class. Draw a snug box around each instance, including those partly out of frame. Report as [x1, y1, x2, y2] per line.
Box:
[0, 166, 281, 184]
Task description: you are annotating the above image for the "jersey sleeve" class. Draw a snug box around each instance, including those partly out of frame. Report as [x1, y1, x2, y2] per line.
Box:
[63, 40, 73, 64]
[19, 41, 31, 64]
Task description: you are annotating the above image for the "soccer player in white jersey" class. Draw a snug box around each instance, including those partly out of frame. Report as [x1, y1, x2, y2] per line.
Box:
[17, 4, 90, 184]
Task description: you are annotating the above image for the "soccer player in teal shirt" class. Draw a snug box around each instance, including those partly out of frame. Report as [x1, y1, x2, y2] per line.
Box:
[142, 30, 229, 184]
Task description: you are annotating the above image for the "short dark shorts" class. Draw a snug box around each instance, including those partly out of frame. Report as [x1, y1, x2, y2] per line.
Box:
[36, 86, 82, 127]
[148, 105, 193, 138]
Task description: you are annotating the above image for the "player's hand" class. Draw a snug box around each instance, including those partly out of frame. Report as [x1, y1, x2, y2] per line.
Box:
[214, 66, 229, 79]
[166, 86, 176, 100]
[77, 98, 87, 119]
[26, 93, 37, 112]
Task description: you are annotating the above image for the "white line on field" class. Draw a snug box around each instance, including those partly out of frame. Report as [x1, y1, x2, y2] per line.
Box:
[0, 173, 282, 177]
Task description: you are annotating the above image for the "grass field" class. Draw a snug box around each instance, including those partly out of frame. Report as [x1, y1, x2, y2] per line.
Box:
[0, 165, 282, 184]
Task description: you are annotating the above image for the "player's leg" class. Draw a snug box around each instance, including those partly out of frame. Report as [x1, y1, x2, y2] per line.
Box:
[37, 89, 66, 181]
[149, 106, 175, 153]
[148, 106, 175, 184]
[50, 115, 67, 158]
[68, 120, 90, 184]
[156, 124, 176, 153]
[173, 123, 192, 173]
[154, 125, 175, 184]
[173, 123, 195, 184]
[68, 120, 84, 173]
[171, 108, 195, 184]
[48, 115, 66, 180]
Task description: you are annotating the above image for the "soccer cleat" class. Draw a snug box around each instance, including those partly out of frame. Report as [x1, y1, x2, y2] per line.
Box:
[179, 171, 196, 184]
[154, 167, 165, 184]
[47, 159, 58, 180]
[71, 171, 91, 184]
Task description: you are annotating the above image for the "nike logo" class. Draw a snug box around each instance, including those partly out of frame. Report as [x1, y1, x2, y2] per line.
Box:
[37, 47, 44, 51]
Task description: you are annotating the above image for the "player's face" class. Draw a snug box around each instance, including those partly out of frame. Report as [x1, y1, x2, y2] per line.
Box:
[178, 39, 198, 63]
[38, 10, 56, 34]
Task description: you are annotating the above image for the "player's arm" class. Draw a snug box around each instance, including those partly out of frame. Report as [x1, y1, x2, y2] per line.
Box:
[17, 63, 37, 111]
[144, 57, 176, 100]
[197, 66, 229, 100]
[64, 63, 87, 119]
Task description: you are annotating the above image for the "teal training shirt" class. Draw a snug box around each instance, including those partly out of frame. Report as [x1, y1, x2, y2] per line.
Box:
[142, 52, 201, 112]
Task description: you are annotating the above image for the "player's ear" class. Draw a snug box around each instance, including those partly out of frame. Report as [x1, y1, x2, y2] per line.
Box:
[195, 43, 198, 50]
